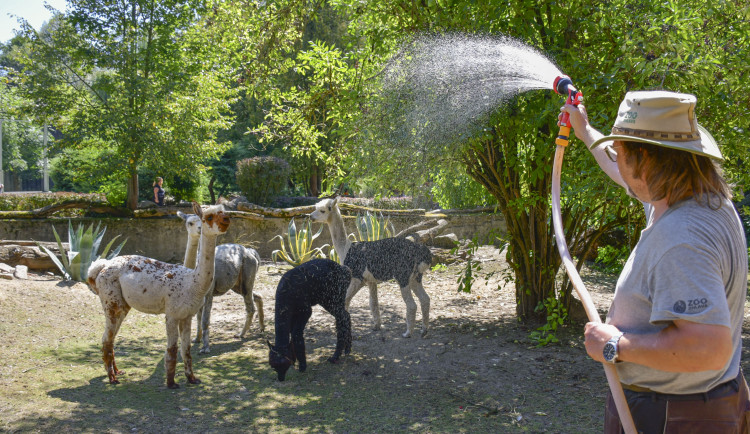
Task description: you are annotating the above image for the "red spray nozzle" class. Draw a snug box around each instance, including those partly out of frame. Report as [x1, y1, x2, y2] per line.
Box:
[553, 75, 583, 104]
[553, 75, 583, 146]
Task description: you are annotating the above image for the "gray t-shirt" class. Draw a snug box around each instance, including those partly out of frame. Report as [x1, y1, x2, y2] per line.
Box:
[607, 195, 747, 394]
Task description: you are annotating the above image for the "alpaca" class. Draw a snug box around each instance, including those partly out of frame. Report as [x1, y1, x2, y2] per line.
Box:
[268, 258, 352, 381]
[87, 202, 229, 389]
[178, 212, 264, 354]
[310, 197, 432, 338]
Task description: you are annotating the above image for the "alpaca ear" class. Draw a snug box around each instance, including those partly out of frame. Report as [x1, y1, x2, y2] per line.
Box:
[266, 340, 274, 350]
[192, 201, 203, 218]
[332, 196, 339, 205]
[177, 211, 186, 221]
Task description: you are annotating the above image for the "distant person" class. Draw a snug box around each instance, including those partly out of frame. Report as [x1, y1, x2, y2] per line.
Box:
[153, 177, 165, 206]
[0, 183, 4, 193]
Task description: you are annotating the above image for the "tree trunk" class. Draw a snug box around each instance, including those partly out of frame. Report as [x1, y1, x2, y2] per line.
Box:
[310, 163, 319, 197]
[126, 170, 139, 210]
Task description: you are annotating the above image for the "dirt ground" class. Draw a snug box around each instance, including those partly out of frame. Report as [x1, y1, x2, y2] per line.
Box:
[1, 246, 749, 433]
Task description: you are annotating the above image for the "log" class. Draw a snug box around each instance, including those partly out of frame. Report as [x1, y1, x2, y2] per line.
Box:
[0, 241, 64, 270]
[236, 202, 316, 218]
[397, 219, 448, 244]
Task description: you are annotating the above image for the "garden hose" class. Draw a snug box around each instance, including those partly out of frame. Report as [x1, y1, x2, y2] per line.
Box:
[552, 76, 636, 434]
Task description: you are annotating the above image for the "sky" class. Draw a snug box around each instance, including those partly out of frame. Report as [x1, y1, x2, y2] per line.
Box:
[0, 0, 68, 43]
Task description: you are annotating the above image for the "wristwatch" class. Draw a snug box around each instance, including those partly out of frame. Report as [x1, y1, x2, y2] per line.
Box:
[602, 332, 624, 364]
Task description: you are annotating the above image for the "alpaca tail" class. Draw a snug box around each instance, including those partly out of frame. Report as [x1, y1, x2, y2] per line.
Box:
[86, 258, 109, 295]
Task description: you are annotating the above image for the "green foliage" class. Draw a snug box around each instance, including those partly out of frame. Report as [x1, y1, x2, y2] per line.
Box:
[529, 295, 568, 347]
[431, 166, 497, 210]
[271, 218, 328, 267]
[593, 245, 630, 275]
[450, 230, 509, 294]
[0, 192, 105, 212]
[453, 235, 482, 293]
[236, 156, 290, 206]
[8, 1, 236, 209]
[37, 220, 127, 282]
[355, 211, 395, 242]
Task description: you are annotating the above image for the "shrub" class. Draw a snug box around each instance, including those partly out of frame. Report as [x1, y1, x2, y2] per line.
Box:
[0, 192, 106, 214]
[236, 156, 290, 206]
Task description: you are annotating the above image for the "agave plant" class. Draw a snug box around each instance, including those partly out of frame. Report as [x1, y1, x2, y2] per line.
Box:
[355, 210, 396, 242]
[271, 218, 328, 267]
[38, 220, 127, 282]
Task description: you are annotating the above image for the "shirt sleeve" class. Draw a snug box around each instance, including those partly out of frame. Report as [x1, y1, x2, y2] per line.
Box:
[648, 242, 731, 327]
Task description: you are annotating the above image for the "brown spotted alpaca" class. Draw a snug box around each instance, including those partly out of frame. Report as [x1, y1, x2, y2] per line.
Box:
[177, 211, 264, 354]
[87, 202, 229, 389]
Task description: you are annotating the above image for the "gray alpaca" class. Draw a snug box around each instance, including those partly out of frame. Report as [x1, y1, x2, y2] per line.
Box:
[178, 211, 264, 354]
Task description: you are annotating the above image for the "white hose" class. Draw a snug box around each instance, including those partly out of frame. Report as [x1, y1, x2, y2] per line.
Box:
[551, 144, 637, 434]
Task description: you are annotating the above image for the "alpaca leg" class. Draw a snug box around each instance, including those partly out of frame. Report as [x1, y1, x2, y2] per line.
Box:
[179, 316, 200, 385]
[237, 293, 257, 339]
[165, 317, 180, 389]
[367, 281, 381, 331]
[109, 308, 130, 376]
[399, 285, 418, 338]
[199, 293, 214, 354]
[253, 293, 265, 332]
[101, 312, 123, 384]
[411, 278, 431, 338]
[291, 308, 312, 372]
[344, 278, 364, 310]
[193, 304, 203, 344]
[330, 309, 352, 363]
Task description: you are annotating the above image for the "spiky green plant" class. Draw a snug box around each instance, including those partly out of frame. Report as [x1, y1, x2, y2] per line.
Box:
[271, 218, 328, 266]
[38, 220, 127, 282]
[355, 211, 396, 242]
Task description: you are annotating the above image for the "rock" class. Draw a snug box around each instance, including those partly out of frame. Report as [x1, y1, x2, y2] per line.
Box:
[429, 233, 459, 249]
[0, 273, 12, 280]
[0, 262, 13, 273]
[0, 242, 60, 270]
[14, 265, 28, 279]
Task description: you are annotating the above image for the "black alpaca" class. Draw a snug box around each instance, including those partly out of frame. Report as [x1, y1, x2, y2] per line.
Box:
[268, 259, 352, 381]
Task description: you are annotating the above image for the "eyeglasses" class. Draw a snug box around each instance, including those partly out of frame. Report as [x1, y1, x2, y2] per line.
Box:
[604, 143, 623, 163]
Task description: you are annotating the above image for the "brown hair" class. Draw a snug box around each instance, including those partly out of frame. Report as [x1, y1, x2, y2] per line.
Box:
[621, 141, 731, 208]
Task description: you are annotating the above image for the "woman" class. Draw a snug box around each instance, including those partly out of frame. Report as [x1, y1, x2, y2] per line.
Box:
[153, 177, 165, 206]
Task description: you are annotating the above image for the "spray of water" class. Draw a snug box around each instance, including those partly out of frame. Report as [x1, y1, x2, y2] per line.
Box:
[370, 33, 564, 147]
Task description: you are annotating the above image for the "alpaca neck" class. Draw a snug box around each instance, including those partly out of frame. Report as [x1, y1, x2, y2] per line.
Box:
[191, 231, 218, 303]
[183, 236, 199, 269]
[328, 209, 352, 262]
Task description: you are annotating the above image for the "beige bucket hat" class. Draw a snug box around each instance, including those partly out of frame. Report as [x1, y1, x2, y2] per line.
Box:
[589, 90, 723, 161]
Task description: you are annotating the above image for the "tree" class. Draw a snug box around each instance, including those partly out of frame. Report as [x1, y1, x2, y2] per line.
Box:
[8, 0, 236, 209]
[0, 76, 48, 191]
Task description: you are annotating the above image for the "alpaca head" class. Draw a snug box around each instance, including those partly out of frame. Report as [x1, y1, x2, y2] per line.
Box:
[193, 201, 230, 236]
[267, 340, 296, 381]
[310, 196, 339, 225]
[177, 210, 201, 240]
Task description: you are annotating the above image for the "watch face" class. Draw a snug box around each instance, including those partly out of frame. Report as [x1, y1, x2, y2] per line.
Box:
[603, 343, 617, 362]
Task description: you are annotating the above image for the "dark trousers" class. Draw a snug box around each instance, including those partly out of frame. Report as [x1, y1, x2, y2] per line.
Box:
[604, 373, 750, 434]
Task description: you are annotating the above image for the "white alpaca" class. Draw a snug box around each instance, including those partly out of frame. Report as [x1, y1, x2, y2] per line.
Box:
[310, 197, 432, 337]
[177, 211, 264, 354]
[87, 202, 229, 388]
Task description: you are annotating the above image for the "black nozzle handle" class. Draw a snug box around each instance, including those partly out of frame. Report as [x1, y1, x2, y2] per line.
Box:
[554, 75, 575, 96]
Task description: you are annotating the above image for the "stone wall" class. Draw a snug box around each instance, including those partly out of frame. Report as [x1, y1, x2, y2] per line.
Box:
[0, 212, 505, 264]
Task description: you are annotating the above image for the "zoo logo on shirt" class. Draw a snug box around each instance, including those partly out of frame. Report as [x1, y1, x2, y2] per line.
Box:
[673, 298, 709, 314]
